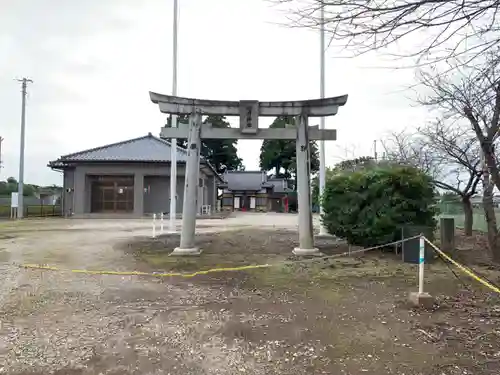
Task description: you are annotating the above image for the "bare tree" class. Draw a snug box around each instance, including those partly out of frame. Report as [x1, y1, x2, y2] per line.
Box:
[419, 121, 482, 236]
[381, 125, 482, 236]
[274, 0, 500, 67]
[417, 57, 500, 260]
[380, 130, 436, 174]
[481, 152, 499, 259]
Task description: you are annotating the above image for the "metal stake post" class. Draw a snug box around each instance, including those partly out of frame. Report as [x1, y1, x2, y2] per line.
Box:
[418, 235, 425, 294]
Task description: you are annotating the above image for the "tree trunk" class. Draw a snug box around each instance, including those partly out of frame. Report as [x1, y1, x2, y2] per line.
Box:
[482, 149, 500, 191]
[461, 197, 473, 237]
[482, 164, 500, 262]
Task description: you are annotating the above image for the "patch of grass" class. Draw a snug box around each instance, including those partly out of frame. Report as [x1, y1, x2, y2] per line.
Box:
[127, 229, 299, 272]
[135, 251, 284, 272]
[243, 263, 346, 303]
[243, 253, 480, 304]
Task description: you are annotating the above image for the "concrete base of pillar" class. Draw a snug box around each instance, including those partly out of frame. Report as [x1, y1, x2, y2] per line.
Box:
[408, 292, 434, 308]
[170, 247, 202, 256]
[293, 247, 322, 256]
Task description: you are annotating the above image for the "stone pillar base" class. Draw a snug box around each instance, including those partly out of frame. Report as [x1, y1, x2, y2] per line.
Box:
[170, 247, 202, 256]
[293, 247, 322, 256]
[408, 292, 434, 308]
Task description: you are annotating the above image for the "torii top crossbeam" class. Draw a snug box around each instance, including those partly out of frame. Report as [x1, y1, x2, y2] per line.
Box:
[149, 92, 348, 117]
[150, 92, 348, 140]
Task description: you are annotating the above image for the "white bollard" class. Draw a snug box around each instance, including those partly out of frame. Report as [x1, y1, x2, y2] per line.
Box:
[160, 212, 164, 234]
[418, 235, 425, 293]
[152, 213, 157, 238]
[408, 234, 434, 307]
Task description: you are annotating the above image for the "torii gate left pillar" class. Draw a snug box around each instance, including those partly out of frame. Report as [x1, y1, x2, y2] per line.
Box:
[150, 92, 348, 256]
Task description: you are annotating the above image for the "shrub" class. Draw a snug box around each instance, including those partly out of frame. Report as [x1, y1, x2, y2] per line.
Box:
[321, 166, 437, 246]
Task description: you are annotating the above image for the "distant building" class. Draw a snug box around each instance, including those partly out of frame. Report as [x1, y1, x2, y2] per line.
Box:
[219, 171, 293, 212]
[35, 187, 62, 205]
[48, 133, 222, 217]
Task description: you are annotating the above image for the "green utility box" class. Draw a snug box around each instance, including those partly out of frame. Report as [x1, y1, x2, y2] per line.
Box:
[400, 225, 436, 264]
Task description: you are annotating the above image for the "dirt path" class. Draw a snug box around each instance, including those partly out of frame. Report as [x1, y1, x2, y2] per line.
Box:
[1, 216, 499, 374]
[1, 220, 255, 374]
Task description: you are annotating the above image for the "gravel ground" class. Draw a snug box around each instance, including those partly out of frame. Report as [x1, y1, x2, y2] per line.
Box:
[0, 214, 316, 375]
[1, 215, 500, 374]
[0, 218, 245, 374]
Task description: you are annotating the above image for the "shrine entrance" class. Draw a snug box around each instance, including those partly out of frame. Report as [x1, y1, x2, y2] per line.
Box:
[90, 175, 134, 213]
[150, 92, 348, 255]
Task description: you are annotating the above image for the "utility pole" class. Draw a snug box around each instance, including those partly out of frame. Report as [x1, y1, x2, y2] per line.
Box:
[0, 136, 4, 173]
[169, 0, 179, 232]
[318, 4, 328, 236]
[16, 77, 33, 219]
[373, 139, 378, 161]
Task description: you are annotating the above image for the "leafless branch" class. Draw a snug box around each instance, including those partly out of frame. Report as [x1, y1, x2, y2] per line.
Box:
[380, 125, 481, 198]
[417, 54, 500, 191]
[272, 0, 500, 67]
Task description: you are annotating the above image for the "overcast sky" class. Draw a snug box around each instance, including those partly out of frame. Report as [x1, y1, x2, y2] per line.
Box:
[0, 0, 429, 185]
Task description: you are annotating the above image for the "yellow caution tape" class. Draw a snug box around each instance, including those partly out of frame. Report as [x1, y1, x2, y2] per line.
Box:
[20, 263, 271, 278]
[19, 235, 500, 295]
[17, 236, 421, 279]
[423, 237, 500, 295]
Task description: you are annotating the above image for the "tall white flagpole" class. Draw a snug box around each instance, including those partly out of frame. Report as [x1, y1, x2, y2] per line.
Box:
[318, 4, 328, 235]
[169, 0, 179, 232]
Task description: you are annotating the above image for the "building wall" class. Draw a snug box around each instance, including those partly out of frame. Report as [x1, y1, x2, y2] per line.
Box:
[256, 193, 268, 212]
[62, 163, 217, 217]
[221, 191, 269, 212]
[143, 176, 186, 214]
[63, 169, 75, 216]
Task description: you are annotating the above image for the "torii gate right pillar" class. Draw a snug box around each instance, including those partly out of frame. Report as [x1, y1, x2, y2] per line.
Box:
[294, 113, 317, 255]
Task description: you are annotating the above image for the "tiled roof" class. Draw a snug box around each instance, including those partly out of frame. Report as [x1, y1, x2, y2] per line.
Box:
[49, 133, 223, 180]
[221, 171, 272, 191]
[52, 133, 188, 163]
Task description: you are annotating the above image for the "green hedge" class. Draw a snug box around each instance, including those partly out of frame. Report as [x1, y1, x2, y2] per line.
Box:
[321, 166, 437, 246]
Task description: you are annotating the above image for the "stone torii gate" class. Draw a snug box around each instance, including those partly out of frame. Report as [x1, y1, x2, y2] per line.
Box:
[150, 92, 348, 256]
